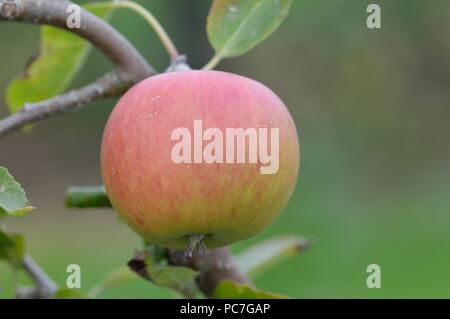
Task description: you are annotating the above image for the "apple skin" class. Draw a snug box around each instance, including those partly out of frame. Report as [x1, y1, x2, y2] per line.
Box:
[101, 70, 300, 250]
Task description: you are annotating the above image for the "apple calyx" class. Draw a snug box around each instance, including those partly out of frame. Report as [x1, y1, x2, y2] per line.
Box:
[186, 234, 209, 257]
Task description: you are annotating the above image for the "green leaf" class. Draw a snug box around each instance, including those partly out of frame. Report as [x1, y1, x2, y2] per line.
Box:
[236, 236, 310, 279]
[5, 3, 115, 113]
[54, 288, 87, 299]
[0, 230, 25, 266]
[65, 186, 112, 208]
[0, 167, 33, 217]
[149, 266, 199, 298]
[214, 280, 288, 299]
[127, 250, 199, 298]
[89, 266, 137, 298]
[207, 0, 292, 59]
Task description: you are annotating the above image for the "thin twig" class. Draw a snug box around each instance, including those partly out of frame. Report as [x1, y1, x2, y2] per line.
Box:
[0, 0, 156, 79]
[20, 255, 58, 298]
[0, 69, 130, 139]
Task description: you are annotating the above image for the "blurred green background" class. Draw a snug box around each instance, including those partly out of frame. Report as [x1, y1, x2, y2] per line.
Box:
[1, 0, 450, 298]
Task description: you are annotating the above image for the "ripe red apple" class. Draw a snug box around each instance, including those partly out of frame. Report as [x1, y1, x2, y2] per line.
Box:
[101, 70, 299, 253]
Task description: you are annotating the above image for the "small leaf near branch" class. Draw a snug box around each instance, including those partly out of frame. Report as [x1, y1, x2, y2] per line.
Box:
[205, 0, 292, 69]
[65, 186, 112, 208]
[150, 266, 199, 298]
[0, 230, 25, 266]
[0, 166, 34, 217]
[5, 3, 116, 114]
[214, 280, 288, 299]
[236, 235, 310, 279]
[128, 249, 199, 298]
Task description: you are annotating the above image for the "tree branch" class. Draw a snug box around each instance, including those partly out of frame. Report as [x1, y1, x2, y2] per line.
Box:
[0, 69, 131, 139]
[168, 247, 251, 298]
[17, 255, 58, 299]
[0, 0, 156, 80]
[0, 0, 159, 138]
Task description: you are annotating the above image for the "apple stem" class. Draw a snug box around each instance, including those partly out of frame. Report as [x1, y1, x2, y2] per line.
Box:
[186, 234, 209, 257]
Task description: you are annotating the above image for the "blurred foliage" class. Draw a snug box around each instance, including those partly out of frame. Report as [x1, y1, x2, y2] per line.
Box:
[54, 288, 87, 299]
[1, 0, 450, 298]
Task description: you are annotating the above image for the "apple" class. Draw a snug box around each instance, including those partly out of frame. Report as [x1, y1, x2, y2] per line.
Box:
[101, 70, 299, 254]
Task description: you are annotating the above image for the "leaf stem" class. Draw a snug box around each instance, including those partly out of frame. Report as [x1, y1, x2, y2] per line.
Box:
[106, 1, 179, 61]
[202, 53, 223, 70]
